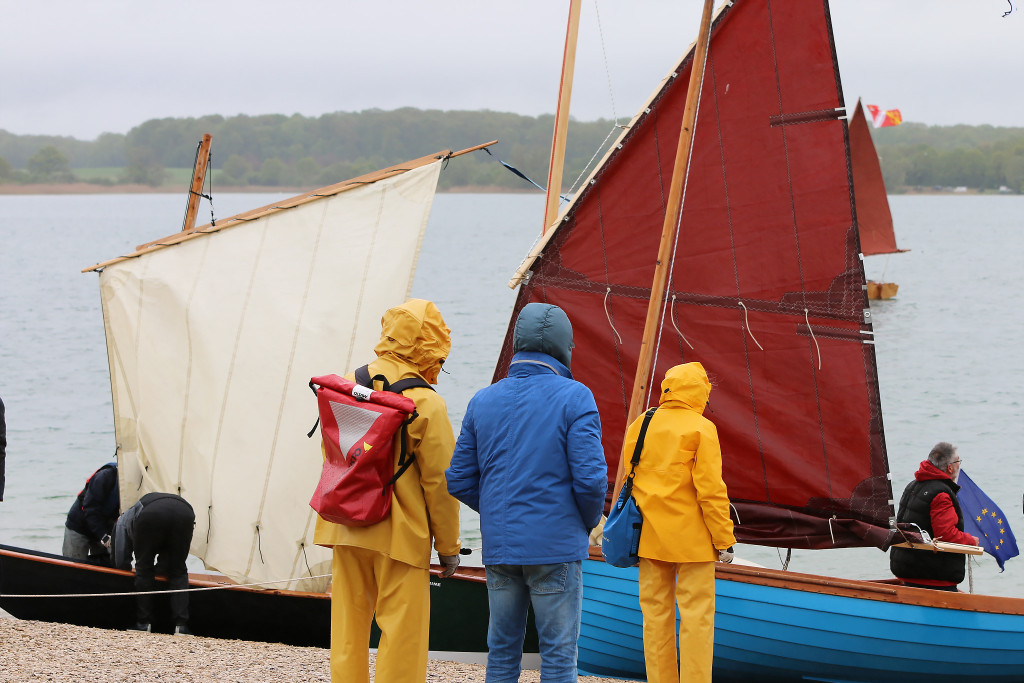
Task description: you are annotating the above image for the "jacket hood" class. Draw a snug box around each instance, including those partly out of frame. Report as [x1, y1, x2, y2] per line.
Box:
[512, 303, 574, 369]
[374, 299, 451, 383]
[914, 459, 959, 488]
[658, 362, 711, 412]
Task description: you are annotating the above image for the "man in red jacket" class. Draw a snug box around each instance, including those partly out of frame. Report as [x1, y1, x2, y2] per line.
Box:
[890, 442, 979, 590]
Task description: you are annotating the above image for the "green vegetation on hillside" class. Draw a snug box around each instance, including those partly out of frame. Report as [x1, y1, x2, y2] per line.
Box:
[1, 109, 1023, 192]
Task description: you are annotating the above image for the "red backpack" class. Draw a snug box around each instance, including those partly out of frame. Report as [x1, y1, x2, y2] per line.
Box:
[308, 367, 432, 527]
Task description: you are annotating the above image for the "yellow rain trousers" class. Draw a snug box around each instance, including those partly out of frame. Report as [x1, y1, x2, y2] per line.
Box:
[330, 546, 430, 683]
[638, 559, 715, 683]
[622, 362, 735, 683]
[313, 300, 462, 683]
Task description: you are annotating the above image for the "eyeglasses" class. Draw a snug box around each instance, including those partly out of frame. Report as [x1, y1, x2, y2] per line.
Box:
[951, 459, 962, 465]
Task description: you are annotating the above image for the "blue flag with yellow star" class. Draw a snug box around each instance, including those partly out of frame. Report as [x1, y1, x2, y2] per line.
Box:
[958, 471, 1018, 571]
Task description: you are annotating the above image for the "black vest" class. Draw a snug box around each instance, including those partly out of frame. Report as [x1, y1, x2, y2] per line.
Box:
[890, 478, 966, 584]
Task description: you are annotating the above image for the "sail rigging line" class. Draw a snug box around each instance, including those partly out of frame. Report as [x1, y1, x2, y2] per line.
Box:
[481, 147, 570, 201]
[603, 288, 623, 344]
[805, 309, 822, 370]
[612, 0, 716, 501]
[591, 0, 620, 127]
[669, 295, 694, 350]
[300, 542, 314, 578]
[564, 124, 622, 201]
[646, 18, 713, 410]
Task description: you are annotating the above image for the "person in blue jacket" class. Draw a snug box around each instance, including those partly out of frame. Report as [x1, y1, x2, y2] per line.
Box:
[446, 302, 607, 683]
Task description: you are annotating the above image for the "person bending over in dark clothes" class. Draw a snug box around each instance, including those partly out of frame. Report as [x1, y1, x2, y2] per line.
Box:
[112, 492, 196, 635]
[64, 462, 119, 562]
[1, 395, 7, 502]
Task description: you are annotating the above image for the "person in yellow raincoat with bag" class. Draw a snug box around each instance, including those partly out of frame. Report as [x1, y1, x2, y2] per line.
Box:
[313, 299, 462, 683]
[623, 362, 735, 683]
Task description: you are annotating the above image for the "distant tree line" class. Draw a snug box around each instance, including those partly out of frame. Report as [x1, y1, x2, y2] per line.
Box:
[871, 123, 1024, 192]
[1, 109, 1023, 192]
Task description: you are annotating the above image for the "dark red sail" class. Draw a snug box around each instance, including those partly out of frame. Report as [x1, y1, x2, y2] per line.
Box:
[495, 0, 893, 550]
[850, 99, 904, 256]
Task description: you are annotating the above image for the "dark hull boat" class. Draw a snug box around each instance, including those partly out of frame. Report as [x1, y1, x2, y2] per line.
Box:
[0, 544, 512, 653]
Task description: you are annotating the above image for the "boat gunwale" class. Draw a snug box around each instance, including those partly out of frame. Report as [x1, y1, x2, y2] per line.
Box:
[584, 547, 1024, 616]
[718, 562, 1024, 616]
[0, 544, 486, 603]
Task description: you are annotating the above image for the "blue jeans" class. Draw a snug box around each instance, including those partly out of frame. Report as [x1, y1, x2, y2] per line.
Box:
[485, 561, 582, 683]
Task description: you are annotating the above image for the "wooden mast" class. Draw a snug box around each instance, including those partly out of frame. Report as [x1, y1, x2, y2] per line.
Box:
[542, 0, 583, 236]
[613, 0, 716, 495]
[182, 133, 213, 232]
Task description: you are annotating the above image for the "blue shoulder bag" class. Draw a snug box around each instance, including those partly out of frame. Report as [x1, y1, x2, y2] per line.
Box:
[602, 407, 657, 568]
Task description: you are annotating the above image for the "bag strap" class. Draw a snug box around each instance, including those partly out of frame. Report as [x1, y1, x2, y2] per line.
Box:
[355, 365, 435, 395]
[353, 365, 438, 494]
[621, 407, 657, 497]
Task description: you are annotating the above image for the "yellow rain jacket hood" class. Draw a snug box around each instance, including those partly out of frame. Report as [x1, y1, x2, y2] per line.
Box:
[374, 299, 451, 384]
[626, 362, 735, 562]
[314, 299, 461, 568]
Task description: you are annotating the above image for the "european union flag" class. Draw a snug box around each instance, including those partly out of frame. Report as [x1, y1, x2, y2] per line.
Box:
[958, 471, 1019, 571]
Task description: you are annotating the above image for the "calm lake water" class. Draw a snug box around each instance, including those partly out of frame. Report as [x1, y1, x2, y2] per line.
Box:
[1, 191, 1022, 598]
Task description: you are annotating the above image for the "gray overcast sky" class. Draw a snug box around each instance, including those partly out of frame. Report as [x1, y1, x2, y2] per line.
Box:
[1, 0, 1020, 141]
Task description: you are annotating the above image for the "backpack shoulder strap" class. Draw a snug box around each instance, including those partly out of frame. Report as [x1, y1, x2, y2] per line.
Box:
[354, 364, 391, 390]
[356, 365, 435, 395]
[389, 377, 435, 394]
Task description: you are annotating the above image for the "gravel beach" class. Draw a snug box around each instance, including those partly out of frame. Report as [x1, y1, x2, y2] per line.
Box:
[0, 617, 629, 682]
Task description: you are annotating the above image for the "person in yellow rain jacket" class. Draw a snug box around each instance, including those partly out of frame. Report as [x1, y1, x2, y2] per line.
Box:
[624, 362, 735, 683]
[313, 299, 462, 683]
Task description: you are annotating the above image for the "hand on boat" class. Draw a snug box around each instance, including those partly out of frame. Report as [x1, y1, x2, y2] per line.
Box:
[718, 546, 735, 564]
[438, 553, 460, 578]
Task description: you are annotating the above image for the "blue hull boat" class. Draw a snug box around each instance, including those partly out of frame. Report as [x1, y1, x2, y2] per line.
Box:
[580, 558, 1024, 682]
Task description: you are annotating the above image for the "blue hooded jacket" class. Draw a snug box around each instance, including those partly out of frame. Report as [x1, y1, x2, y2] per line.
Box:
[446, 304, 607, 564]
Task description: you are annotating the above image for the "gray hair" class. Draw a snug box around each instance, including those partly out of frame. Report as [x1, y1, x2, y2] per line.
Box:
[928, 442, 958, 469]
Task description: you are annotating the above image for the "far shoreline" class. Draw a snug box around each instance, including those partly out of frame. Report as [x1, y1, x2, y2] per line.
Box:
[0, 182, 539, 196]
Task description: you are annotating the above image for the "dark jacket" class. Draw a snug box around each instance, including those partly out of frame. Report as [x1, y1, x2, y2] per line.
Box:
[890, 461, 969, 584]
[0, 396, 6, 501]
[66, 463, 120, 542]
[112, 492, 194, 570]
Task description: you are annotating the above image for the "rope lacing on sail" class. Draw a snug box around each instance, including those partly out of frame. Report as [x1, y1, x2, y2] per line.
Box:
[603, 287, 623, 344]
[737, 301, 763, 351]
[670, 295, 694, 350]
[805, 308, 821, 370]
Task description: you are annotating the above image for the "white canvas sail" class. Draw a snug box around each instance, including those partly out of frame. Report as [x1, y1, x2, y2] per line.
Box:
[92, 158, 444, 591]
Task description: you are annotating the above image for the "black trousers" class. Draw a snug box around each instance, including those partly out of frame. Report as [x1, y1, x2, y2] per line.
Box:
[133, 496, 195, 625]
